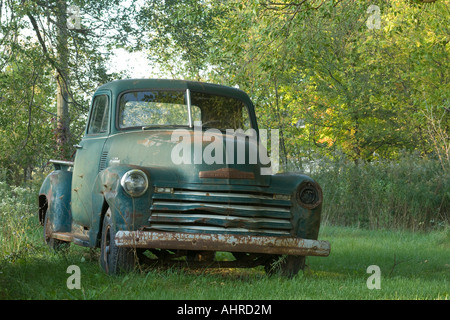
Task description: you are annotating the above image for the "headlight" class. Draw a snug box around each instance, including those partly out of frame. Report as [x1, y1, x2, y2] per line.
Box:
[120, 169, 149, 197]
[296, 181, 322, 209]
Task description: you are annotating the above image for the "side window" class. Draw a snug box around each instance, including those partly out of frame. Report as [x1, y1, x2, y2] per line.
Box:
[88, 95, 109, 134]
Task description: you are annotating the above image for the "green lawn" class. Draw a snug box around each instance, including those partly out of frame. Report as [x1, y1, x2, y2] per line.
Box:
[1, 225, 448, 300]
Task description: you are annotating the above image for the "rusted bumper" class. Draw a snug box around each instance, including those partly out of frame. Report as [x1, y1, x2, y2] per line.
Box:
[114, 231, 330, 257]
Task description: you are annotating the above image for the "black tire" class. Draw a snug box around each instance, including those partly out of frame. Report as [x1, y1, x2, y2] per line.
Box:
[264, 255, 306, 278]
[43, 214, 70, 252]
[100, 210, 136, 275]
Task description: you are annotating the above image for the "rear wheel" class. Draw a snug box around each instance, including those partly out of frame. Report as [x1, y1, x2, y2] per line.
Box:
[100, 210, 136, 275]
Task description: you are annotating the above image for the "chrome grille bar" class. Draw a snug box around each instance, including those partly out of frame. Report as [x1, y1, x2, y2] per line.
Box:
[150, 212, 292, 229]
[144, 225, 291, 236]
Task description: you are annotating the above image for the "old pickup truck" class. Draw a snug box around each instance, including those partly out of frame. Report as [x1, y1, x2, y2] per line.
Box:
[38, 79, 330, 277]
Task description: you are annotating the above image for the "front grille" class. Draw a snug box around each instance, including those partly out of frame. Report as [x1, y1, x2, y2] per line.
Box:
[147, 188, 293, 236]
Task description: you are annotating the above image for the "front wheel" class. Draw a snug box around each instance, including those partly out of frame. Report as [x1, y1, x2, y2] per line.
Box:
[100, 210, 136, 275]
[265, 255, 306, 278]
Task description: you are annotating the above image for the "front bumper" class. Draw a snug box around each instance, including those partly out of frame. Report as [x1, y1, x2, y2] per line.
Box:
[114, 231, 330, 257]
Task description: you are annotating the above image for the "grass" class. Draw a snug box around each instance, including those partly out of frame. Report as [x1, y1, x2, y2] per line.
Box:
[0, 180, 448, 300]
[1, 223, 448, 300]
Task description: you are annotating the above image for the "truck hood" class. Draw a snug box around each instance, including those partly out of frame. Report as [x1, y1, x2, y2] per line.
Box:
[104, 129, 273, 186]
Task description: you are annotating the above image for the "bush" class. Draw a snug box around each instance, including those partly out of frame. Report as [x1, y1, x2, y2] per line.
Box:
[311, 153, 449, 230]
[0, 182, 41, 261]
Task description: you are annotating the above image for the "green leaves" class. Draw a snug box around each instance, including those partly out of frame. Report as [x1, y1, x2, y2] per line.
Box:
[0, 0, 141, 183]
[1, 0, 447, 183]
[195, 0, 450, 165]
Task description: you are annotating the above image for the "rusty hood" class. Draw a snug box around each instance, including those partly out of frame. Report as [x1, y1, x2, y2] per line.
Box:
[103, 129, 273, 186]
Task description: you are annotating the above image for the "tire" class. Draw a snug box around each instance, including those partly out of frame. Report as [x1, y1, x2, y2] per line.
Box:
[264, 255, 306, 278]
[100, 210, 136, 275]
[186, 250, 216, 262]
[43, 214, 70, 252]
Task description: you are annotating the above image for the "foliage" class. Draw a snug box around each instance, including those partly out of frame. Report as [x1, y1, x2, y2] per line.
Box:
[0, 0, 137, 183]
[135, 0, 224, 78]
[134, 1, 449, 231]
[0, 43, 56, 183]
[2, 0, 447, 182]
[0, 182, 39, 262]
[0, 1, 447, 233]
[137, 0, 449, 169]
[313, 152, 449, 230]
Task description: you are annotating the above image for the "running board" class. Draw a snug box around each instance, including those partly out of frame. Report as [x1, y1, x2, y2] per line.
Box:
[51, 232, 90, 247]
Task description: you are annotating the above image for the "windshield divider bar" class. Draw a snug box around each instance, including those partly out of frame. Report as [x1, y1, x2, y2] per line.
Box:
[186, 89, 193, 128]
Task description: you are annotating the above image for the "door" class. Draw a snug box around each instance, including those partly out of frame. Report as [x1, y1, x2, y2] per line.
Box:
[71, 92, 110, 228]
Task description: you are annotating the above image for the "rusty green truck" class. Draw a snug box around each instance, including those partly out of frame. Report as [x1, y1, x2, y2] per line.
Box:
[38, 79, 330, 276]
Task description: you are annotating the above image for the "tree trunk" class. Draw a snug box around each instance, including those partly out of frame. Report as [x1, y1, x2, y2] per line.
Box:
[56, 0, 71, 160]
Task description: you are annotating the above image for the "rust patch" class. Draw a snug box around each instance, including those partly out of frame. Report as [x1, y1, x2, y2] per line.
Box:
[199, 168, 255, 179]
[137, 137, 163, 147]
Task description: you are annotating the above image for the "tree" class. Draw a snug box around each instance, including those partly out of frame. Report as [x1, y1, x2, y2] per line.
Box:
[0, 0, 138, 183]
[135, 0, 223, 79]
[0, 43, 56, 183]
[137, 0, 449, 167]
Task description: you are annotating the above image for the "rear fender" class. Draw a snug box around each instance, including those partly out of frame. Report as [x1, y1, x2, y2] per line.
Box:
[38, 170, 73, 233]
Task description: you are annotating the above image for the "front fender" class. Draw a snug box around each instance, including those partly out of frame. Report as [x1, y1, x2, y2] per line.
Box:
[271, 173, 323, 240]
[38, 170, 72, 233]
[92, 165, 153, 235]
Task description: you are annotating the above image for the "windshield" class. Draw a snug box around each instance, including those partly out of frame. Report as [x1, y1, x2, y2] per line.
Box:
[118, 90, 251, 130]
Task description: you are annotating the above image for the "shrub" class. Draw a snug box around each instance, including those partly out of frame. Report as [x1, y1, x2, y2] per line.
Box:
[311, 153, 449, 230]
[0, 182, 40, 261]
